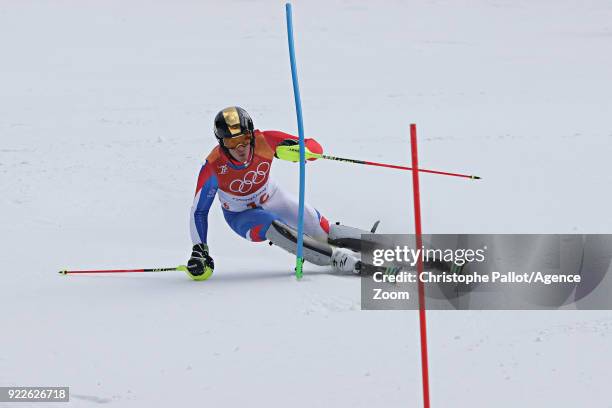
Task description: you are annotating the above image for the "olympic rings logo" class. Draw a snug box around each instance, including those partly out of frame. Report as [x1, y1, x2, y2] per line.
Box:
[229, 162, 270, 194]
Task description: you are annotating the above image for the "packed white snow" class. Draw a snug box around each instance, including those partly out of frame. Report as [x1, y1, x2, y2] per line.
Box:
[1, 1, 611, 406]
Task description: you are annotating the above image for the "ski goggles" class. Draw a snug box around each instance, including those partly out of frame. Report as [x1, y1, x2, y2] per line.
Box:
[223, 132, 253, 149]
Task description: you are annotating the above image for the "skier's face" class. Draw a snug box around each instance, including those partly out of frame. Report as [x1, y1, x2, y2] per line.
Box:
[229, 143, 250, 162]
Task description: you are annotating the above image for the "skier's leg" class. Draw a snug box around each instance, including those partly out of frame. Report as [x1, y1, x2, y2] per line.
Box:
[262, 183, 379, 251]
[265, 220, 361, 273]
[265, 220, 332, 266]
[223, 205, 360, 273]
[222, 207, 278, 242]
[328, 222, 381, 252]
[261, 186, 330, 242]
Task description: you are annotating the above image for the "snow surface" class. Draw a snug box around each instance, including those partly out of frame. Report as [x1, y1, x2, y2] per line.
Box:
[1, 0, 612, 407]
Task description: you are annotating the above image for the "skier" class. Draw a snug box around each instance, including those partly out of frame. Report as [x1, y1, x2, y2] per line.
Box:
[185, 106, 374, 280]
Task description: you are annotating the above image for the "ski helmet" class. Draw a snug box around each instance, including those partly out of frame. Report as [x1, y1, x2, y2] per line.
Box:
[213, 106, 254, 150]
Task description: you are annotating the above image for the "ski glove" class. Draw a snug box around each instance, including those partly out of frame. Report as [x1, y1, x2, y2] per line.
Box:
[186, 243, 214, 281]
[275, 139, 320, 162]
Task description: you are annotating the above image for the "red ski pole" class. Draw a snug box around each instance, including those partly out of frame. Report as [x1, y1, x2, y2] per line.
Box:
[321, 154, 480, 180]
[59, 266, 187, 275]
[278, 147, 481, 180]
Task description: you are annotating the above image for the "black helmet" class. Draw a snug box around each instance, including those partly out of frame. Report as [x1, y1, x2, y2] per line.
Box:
[213, 106, 254, 148]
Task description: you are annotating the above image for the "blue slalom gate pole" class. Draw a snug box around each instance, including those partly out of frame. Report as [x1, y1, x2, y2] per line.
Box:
[285, 3, 306, 280]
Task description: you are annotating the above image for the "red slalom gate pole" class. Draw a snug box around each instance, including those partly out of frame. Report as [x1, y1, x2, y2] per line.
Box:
[410, 124, 431, 408]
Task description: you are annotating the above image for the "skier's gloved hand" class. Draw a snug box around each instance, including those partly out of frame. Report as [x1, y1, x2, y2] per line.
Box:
[275, 139, 320, 162]
[278, 139, 299, 147]
[186, 243, 214, 281]
[275, 139, 299, 161]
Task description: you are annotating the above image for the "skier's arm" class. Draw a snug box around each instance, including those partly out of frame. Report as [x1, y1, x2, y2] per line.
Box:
[187, 161, 217, 281]
[262, 130, 323, 161]
[190, 161, 218, 245]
